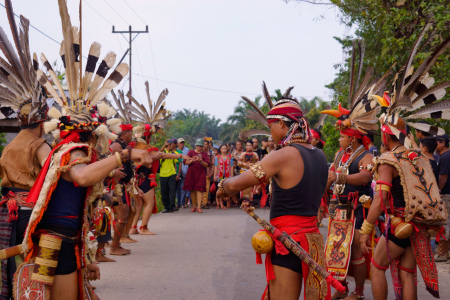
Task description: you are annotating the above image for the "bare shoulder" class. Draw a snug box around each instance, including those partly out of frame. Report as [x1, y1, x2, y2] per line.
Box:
[69, 149, 87, 163]
[360, 151, 375, 165]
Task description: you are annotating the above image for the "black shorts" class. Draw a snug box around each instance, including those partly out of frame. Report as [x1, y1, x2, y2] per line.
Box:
[138, 179, 154, 194]
[55, 241, 78, 275]
[271, 250, 303, 275]
[354, 205, 368, 230]
[384, 229, 411, 249]
[35, 224, 79, 275]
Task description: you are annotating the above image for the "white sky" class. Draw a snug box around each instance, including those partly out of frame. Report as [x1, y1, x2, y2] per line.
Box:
[1, 0, 348, 122]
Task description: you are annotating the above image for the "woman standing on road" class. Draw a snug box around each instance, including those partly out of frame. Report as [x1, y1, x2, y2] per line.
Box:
[183, 139, 209, 213]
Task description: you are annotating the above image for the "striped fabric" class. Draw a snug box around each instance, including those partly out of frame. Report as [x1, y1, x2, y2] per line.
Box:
[0, 207, 12, 299]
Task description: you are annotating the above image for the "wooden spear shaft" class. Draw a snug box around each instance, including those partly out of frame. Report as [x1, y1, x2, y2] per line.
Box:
[241, 203, 345, 293]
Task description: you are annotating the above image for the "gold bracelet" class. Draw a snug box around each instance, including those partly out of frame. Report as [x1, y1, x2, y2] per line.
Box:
[109, 170, 115, 178]
[115, 152, 122, 167]
[218, 178, 227, 190]
[375, 184, 391, 192]
[359, 220, 375, 235]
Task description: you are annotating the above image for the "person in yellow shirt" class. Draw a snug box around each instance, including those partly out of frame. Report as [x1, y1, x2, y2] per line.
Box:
[160, 139, 181, 213]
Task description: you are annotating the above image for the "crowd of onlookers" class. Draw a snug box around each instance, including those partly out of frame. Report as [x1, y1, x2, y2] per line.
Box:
[158, 136, 277, 213]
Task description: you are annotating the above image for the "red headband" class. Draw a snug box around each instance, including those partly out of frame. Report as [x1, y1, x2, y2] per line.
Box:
[143, 124, 151, 136]
[381, 124, 406, 136]
[310, 129, 325, 146]
[341, 128, 371, 150]
[267, 102, 304, 124]
[120, 124, 133, 131]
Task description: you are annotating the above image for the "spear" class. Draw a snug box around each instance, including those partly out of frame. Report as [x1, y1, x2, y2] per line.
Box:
[241, 201, 345, 293]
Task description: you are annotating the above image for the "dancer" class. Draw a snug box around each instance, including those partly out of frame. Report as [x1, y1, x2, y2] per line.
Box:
[218, 85, 330, 300]
[238, 141, 260, 202]
[116, 82, 188, 233]
[360, 26, 449, 299]
[214, 145, 233, 209]
[321, 41, 383, 299]
[9, 1, 146, 296]
[0, 2, 51, 297]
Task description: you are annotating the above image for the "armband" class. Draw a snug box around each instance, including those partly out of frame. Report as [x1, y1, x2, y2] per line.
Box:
[375, 181, 392, 192]
[359, 220, 375, 235]
[250, 163, 266, 184]
[359, 163, 374, 173]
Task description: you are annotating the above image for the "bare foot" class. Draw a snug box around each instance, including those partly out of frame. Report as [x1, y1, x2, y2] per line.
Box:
[129, 227, 139, 235]
[120, 235, 138, 243]
[139, 229, 156, 235]
[96, 252, 117, 262]
[222, 207, 228, 210]
[331, 290, 348, 300]
[110, 245, 131, 255]
[343, 293, 363, 300]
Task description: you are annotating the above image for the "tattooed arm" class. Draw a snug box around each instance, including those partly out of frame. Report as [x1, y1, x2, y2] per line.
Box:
[65, 148, 154, 187]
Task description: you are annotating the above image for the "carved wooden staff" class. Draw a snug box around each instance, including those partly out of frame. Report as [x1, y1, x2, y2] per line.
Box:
[241, 201, 345, 293]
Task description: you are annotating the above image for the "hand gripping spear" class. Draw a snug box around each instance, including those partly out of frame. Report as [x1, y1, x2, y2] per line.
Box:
[241, 201, 345, 293]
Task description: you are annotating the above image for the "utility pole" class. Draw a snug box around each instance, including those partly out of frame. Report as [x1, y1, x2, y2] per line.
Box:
[112, 25, 148, 101]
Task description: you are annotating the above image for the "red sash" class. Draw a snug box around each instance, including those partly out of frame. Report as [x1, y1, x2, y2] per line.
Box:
[257, 215, 330, 300]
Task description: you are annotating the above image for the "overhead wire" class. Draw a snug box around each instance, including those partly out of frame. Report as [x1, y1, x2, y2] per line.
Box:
[123, 0, 160, 92]
[0, 2, 59, 45]
[102, 0, 129, 24]
[0, 1, 259, 97]
[134, 73, 259, 96]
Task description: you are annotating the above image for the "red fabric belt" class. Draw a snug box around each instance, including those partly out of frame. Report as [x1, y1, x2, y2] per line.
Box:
[1, 191, 31, 222]
[257, 215, 319, 298]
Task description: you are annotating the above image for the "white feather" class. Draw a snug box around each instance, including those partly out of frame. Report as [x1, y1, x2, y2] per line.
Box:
[48, 107, 62, 120]
[44, 119, 59, 134]
[106, 107, 117, 119]
[97, 102, 110, 118]
[106, 118, 122, 134]
[51, 129, 61, 140]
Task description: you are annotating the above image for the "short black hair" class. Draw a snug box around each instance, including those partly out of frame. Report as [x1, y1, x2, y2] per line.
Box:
[246, 140, 253, 146]
[419, 137, 437, 153]
[366, 134, 374, 143]
[79, 131, 93, 143]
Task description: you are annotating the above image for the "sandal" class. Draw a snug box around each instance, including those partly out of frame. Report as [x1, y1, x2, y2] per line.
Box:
[197, 208, 203, 213]
[190, 207, 197, 212]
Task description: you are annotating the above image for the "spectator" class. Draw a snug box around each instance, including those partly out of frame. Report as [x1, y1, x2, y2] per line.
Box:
[212, 145, 220, 156]
[261, 137, 269, 157]
[214, 144, 233, 209]
[183, 139, 209, 213]
[160, 139, 179, 213]
[419, 137, 439, 181]
[252, 137, 262, 159]
[232, 140, 244, 162]
[267, 136, 276, 153]
[436, 134, 450, 261]
[366, 134, 378, 156]
[176, 138, 190, 208]
[202, 140, 215, 209]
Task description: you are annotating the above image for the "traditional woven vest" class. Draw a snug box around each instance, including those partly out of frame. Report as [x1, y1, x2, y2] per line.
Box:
[0, 130, 46, 190]
[374, 149, 447, 225]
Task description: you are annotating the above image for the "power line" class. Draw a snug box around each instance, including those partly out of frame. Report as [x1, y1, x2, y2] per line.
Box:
[102, 0, 129, 24]
[134, 73, 259, 96]
[133, 40, 145, 76]
[123, 0, 146, 25]
[0, 2, 59, 45]
[83, 0, 113, 25]
[122, 0, 160, 92]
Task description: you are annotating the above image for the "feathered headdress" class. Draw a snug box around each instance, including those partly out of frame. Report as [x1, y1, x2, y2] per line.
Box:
[42, 0, 127, 153]
[127, 81, 170, 138]
[111, 81, 170, 140]
[321, 40, 387, 136]
[238, 81, 279, 140]
[374, 23, 450, 148]
[0, 0, 48, 126]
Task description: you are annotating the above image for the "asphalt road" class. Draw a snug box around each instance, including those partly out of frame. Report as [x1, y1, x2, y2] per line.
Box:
[94, 207, 450, 300]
